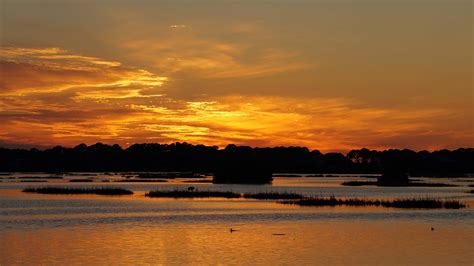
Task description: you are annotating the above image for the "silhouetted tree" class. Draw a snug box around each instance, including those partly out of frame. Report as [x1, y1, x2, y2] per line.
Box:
[0, 143, 472, 178]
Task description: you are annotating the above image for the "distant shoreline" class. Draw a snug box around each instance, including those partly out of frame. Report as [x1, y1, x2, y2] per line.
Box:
[0, 143, 472, 180]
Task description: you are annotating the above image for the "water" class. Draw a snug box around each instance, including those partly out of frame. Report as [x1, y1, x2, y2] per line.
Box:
[0, 174, 473, 265]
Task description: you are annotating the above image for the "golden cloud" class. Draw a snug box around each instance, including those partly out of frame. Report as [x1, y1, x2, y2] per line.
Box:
[123, 37, 307, 78]
[0, 46, 167, 96]
[0, 46, 470, 151]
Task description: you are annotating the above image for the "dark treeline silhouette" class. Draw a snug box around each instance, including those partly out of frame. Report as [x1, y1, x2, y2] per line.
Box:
[0, 143, 472, 177]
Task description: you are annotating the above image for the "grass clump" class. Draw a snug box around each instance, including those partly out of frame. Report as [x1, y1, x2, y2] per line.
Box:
[281, 196, 379, 207]
[341, 181, 456, 187]
[341, 181, 377, 186]
[272, 174, 303, 177]
[243, 192, 304, 200]
[145, 189, 241, 198]
[22, 187, 133, 195]
[407, 182, 457, 187]
[69, 179, 94, 182]
[182, 180, 213, 183]
[19, 176, 63, 179]
[280, 196, 466, 209]
[118, 179, 167, 183]
[144, 189, 304, 199]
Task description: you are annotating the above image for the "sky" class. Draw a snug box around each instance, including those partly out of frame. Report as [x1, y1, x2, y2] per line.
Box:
[0, 0, 472, 152]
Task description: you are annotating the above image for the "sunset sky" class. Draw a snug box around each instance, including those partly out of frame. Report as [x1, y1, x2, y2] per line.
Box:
[0, 0, 472, 151]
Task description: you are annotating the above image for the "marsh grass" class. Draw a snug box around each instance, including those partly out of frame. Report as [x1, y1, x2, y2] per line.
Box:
[118, 179, 168, 183]
[182, 180, 213, 183]
[341, 181, 457, 187]
[145, 190, 303, 199]
[19, 176, 63, 179]
[22, 187, 133, 195]
[243, 192, 304, 200]
[405, 182, 457, 187]
[280, 196, 466, 209]
[341, 181, 377, 186]
[143, 189, 467, 209]
[145, 190, 241, 198]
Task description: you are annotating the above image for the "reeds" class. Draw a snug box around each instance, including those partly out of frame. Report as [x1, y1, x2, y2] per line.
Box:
[22, 187, 133, 195]
[341, 181, 456, 187]
[341, 181, 377, 186]
[279, 196, 466, 209]
[22, 186, 467, 209]
[145, 189, 241, 198]
[19, 176, 63, 179]
[117, 179, 168, 183]
[243, 192, 304, 200]
[144, 190, 304, 199]
[182, 180, 213, 183]
[405, 182, 457, 187]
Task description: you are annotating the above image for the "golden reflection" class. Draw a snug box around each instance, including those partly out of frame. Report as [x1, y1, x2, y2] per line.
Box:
[1, 220, 472, 265]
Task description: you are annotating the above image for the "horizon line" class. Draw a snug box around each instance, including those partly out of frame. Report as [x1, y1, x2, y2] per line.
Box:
[1, 141, 472, 154]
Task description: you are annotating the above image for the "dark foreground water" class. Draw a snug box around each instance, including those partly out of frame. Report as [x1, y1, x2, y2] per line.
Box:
[0, 174, 473, 265]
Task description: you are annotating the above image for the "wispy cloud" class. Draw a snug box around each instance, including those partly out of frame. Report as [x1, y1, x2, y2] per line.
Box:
[0, 46, 167, 95]
[0, 46, 470, 151]
[169, 24, 192, 29]
[122, 37, 307, 79]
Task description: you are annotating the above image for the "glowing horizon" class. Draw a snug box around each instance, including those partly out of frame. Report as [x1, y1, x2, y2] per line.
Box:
[0, 0, 472, 152]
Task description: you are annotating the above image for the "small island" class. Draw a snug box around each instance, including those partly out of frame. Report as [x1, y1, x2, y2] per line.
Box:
[212, 157, 273, 184]
[212, 171, 273, 184]
[341, 156, 458, 187]
[23, 187, 134, 195]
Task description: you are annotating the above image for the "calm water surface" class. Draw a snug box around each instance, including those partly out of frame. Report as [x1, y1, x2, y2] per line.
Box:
[0, 174, 473, 265]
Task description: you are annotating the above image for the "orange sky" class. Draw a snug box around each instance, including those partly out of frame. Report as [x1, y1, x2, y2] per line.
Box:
[0, 0, 472, 151]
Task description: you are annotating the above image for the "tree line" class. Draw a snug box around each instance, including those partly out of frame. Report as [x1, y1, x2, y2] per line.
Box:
[0, 142, 472, 176]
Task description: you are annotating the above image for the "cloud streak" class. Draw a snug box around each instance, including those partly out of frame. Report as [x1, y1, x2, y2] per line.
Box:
[122, 36, 307, 79]
[0, 46, 167, 96]
[0, 46, 471, 151]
